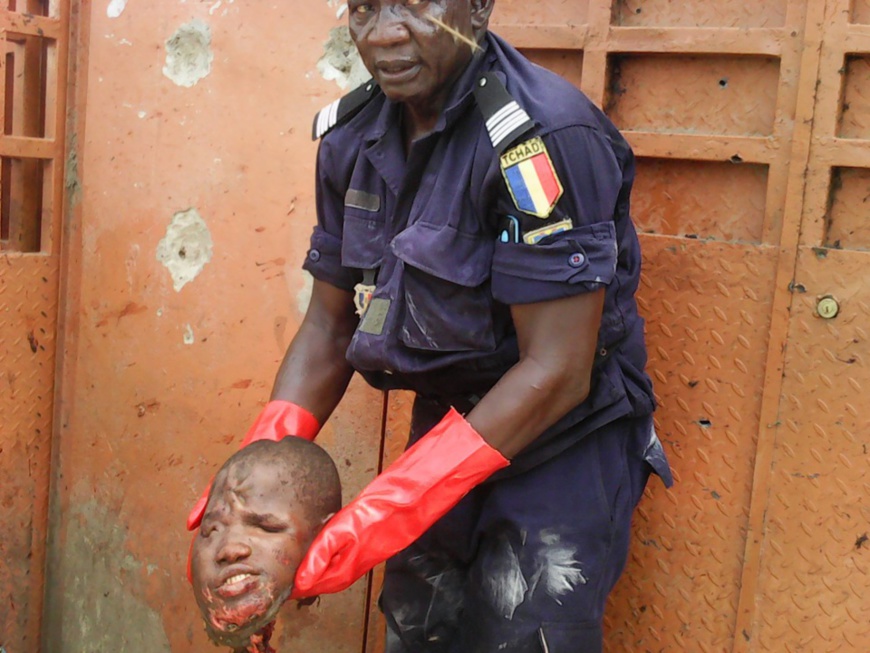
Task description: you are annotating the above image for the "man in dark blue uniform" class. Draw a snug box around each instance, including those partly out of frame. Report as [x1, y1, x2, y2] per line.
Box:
[188, 1, 671, 650]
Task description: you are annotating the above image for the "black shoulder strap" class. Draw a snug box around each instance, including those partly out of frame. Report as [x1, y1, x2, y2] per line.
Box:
[312, 80, 380, 140]
[473, 72, 535, 154]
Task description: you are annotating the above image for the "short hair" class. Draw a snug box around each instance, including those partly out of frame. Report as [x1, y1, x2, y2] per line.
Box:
[214, 438, 341, 526]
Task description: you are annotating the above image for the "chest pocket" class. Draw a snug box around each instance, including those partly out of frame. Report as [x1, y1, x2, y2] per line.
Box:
[391, 221, 496, 353]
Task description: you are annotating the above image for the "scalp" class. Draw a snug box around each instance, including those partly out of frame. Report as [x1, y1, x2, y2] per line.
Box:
[215, 439, 342, 525]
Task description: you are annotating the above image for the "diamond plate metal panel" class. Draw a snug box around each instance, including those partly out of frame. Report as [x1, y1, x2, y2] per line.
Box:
[0, 254, 58, 652]
[827, 167, 870, 250]
[632, 159, 769, 242]
[853, 0, 870, 24]
[838, 56, 870, 140]
[603, 237, 779, 652]
[608, 55, 780, 137]
[525, 50, 584, 91]
[612, 0, 788, 28]
[753, 247, 870, 652]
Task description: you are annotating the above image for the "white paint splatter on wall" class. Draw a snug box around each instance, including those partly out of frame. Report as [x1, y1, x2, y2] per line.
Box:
[106, 0, 128, 18]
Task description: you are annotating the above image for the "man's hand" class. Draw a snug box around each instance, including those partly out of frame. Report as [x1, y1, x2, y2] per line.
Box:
[292, 408, 509, 597]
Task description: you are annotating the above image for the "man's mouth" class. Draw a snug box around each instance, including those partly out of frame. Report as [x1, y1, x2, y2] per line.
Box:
[216, 572, 262, 599]
[376, 59, 420, 82]
[224, 573, 253, 586]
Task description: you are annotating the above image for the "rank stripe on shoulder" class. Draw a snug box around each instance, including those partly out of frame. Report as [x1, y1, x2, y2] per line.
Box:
[311, 80, 380, 141]
[314, 98, 341, 140]
[473, 72, 535, 153]
[486, 101, 532, 151]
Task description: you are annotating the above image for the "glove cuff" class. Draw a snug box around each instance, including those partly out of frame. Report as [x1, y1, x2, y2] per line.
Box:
[240, 400, 320, 446]
[403, 407, 509, 485]
[291, 407, 508, 597]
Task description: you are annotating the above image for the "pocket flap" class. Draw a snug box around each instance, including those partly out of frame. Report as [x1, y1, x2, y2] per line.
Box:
[342, 214, 387, 269]
[391, 222, 493, 287]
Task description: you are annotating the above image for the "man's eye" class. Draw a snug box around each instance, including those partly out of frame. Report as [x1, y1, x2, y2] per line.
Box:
[351, 3, 373, 14]
[406, 0, 426, 5]
[258, 522, 287, 533]
[199, 524, 217, 538]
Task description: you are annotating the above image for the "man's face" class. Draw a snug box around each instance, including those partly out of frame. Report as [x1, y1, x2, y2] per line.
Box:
[190, 459, 312, 639]
[348, 0, 485, 110]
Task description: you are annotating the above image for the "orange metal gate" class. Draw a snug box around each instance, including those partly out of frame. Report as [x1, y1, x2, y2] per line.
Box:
[0, 0, 68, 651]
[0, 0, 862, 651]
[365, 1, 870, 651]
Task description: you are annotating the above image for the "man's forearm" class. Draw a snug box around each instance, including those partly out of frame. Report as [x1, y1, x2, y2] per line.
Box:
[467, 289, 605, 458]
[269, 320, 355, 425]
[269, 280, 359, 425]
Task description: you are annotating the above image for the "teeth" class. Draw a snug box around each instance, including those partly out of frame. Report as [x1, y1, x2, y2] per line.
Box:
[223, 573, 251, 586]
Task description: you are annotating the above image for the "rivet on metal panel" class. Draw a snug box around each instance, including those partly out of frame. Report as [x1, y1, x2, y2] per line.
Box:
[816, 295, 839, 319]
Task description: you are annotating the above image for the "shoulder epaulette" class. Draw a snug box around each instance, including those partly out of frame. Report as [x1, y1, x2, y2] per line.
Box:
[312, 80, 380, 140]
[473, 72, 535, 154]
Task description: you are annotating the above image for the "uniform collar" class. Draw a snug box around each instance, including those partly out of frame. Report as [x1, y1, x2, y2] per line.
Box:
[365, 34, 496, 143]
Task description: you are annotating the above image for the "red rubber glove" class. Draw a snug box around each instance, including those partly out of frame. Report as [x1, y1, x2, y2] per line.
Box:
[186, 401, 320, 531]
[291, 407, 509, 598]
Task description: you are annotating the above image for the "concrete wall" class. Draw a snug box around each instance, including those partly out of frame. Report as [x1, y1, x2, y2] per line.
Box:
[44, 1, 382, 651]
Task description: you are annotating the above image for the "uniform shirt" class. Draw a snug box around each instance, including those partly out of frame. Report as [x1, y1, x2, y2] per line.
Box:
[304, 32, 668, 477]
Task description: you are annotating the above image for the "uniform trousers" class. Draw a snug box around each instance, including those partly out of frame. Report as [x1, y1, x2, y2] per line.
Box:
[379, 399, 654, 653]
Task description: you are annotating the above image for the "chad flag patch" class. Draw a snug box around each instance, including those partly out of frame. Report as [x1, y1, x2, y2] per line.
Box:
[500, 137, 564, 219]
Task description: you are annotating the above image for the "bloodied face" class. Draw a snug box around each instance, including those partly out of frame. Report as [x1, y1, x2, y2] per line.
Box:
[348, 0, 494, 127]
[190, 440, 339, 646]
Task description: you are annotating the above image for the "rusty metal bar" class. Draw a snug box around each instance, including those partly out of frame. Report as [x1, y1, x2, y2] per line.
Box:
[579, 0, 613, 109]
[823, 137, 870, 167]
[0, 11, 60, 40]
[731, 0, 830, 648]
[844, 23, 870, 51]
[761, 4, 808, 245]
[794, 0, 850, 249]
[0, 136, 53, 158]
[608, 26, 785, 56]
[494, 24, 588, 50]
[626, 132, 777, 165]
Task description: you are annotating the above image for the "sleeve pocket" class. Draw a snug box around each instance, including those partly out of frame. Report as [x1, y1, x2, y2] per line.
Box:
[492, 222, 617, 285]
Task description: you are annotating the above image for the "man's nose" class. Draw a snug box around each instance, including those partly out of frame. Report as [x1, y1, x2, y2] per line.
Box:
[216, 532, 253, 564]
[368, 5, 410, 45]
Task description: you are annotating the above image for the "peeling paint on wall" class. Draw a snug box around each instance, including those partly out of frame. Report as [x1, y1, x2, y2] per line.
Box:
[65, 132, 82, 207]
[45, 499, 172, 652]
[156, 208, 214, 292]
[317, 26, 369, 90]
[163, 20, 213, 88]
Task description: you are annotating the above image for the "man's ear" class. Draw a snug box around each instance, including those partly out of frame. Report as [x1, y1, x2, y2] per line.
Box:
[470, 0, 495, 34]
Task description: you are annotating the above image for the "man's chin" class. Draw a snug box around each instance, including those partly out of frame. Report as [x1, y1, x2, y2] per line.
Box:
[203, 584, 293, 649]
